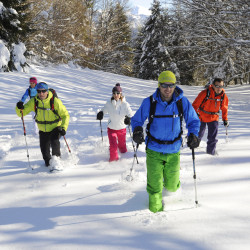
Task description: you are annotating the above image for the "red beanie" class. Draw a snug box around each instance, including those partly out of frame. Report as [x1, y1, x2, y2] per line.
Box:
[30, 77, 37, 85]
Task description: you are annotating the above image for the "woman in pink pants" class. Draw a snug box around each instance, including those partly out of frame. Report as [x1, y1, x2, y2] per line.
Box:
[97, 83, 133, 162]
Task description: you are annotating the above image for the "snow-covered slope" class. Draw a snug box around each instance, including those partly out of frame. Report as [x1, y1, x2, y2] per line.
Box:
[0, 64, 250, 250]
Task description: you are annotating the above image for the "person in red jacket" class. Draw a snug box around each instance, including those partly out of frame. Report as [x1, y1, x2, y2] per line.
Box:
[192, 78, 229, 155]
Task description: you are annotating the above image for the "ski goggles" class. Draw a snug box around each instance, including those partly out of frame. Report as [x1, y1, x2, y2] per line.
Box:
[213, 84, 224, 88]
[159, 83, 176, 89]
[37, 89, 48, 93]
[113, 92, 121, 95]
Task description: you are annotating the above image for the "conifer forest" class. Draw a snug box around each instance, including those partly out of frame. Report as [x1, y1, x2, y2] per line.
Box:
[0, 0, 249, 85]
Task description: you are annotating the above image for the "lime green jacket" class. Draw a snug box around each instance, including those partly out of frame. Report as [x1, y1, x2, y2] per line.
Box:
[16, 91, 69, 132]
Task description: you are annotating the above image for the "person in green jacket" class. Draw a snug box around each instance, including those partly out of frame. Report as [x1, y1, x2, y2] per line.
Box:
[16, 82, 70, 167]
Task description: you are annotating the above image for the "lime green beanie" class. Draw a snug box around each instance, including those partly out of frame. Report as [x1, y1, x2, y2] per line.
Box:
[158, 71, 176, 85]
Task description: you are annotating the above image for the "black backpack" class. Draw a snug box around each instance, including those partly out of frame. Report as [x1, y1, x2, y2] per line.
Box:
[34, 88, 61, 124]
[146, 93, 183, 146]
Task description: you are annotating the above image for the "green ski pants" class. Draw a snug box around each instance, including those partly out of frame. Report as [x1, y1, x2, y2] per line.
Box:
[146, 148, 181, 213]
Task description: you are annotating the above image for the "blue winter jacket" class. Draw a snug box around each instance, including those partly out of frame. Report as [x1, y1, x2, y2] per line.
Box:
[21, 85, 38, 102]
[131, 87, 200, 154]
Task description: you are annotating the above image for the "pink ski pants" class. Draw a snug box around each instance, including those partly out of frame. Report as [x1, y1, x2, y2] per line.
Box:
[107, 128, 127, 162]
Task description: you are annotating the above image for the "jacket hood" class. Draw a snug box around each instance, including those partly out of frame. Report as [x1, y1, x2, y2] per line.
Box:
[111, 96, 126, 103]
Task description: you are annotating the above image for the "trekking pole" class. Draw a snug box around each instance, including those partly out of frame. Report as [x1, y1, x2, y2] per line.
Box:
[20, 110, 33, 170]
[192, 148, 198, 206]
[100, 120, 103, 142]
[226, 126, 228, 142]
[63, 136, 71, 153]
[126, 143, 139, 182]
[128, 125, 139, 164]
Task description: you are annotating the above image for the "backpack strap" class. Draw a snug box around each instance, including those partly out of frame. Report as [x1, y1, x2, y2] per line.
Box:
[50, 95, 60, 118]
[34, 92, 61, 124]
[146, 95, 183, 146]
[146, 95, 156, 135]
[34, 99, 38, 119]
[220, 92, 225, 108]
[199, 88, 225, 115]
[145, 95, 156, 149]
[176, 98, 183, 136]
[199, 88, 210, 108]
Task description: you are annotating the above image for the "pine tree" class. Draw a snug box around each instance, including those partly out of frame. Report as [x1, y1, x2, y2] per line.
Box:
[132, 28, 144, 77]
[0, 0, 30, 71]
[94, 1, 132, 75]
[134, 0, 171, 80]
[179, 0, 250, 85]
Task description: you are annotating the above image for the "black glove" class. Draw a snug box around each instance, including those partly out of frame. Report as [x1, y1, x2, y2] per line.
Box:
[124, 116, 131, 125]
[187, 133, 200, 149]
[97, 111, 103, 120]
[133, 126, 145, 144]
[223, 120, 229, 127]
[57, 126, 66, 136]
[16, 101, 24, 109]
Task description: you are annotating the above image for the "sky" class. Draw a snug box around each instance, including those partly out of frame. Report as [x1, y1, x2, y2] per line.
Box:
[129, 0, 153, 9]
[128, 0, 153, 15]
[0, 63, 250, 249]
[129, 0, 172, 15]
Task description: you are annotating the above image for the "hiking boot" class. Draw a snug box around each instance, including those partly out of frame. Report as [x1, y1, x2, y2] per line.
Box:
[45, 159, 50, 167]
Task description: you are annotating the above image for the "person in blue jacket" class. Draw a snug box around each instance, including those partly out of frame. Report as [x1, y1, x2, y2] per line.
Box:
[19, 77, 38, 134]
[20, 77, 38, 102]
[131, 71, 201, 213]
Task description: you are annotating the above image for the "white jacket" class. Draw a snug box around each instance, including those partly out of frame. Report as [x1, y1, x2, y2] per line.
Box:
[102, 97, 133, 130]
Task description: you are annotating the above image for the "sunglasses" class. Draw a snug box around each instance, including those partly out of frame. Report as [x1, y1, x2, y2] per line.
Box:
[37, 89, 47, 93]
[160, 83, 176, 89]
[213, 84, 224, 88]
[113, 92, 121, 95]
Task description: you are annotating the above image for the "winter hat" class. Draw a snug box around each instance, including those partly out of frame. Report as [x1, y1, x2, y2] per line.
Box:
[37, 82, 49, 90]
[158, 71, 176, 84]
[29, 77, 37, 85]
[112, 83, 122, 93]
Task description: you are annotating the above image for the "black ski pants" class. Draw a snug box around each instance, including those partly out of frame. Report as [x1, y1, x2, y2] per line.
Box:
[39, 128, 61, 164]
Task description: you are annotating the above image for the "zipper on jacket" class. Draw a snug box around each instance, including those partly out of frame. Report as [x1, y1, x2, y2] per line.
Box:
[42, 101, 47, 132]
[172, 111, 175, 131]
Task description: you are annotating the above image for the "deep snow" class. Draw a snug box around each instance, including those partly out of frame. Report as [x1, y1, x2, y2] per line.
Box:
[0, 64, 250, 250]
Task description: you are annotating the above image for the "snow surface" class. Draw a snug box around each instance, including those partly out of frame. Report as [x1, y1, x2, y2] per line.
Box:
[0, 64, 250, 250]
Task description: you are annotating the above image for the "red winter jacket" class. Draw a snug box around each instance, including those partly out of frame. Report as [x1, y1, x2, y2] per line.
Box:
[192, 85, 228, 123]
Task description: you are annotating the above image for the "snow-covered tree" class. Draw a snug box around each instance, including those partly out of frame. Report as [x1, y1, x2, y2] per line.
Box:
[134, 0, 172, 80]
[164, 0, 196, 85]
[0, 0, 30, 71]
[94, 1, 132, 75]
[27, 0, 93, 67]
[132, 28, 144, 78]
[179, 0, 250, 85]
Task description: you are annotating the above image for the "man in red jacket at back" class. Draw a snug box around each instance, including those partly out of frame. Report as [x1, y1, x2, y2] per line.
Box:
[192, 78, 229, 155]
